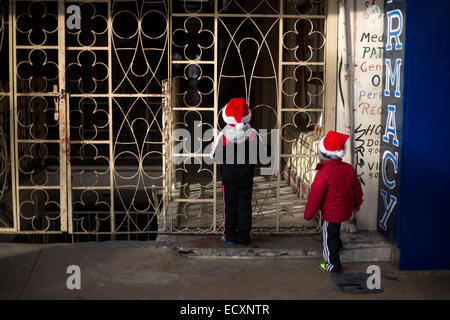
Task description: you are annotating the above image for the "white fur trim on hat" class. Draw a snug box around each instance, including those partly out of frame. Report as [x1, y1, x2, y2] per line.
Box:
[221, 104, 252, 124]
[319, 137, 346, 158]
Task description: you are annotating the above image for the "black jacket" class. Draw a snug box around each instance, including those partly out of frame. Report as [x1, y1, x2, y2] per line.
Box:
[210, 124, 268, 185]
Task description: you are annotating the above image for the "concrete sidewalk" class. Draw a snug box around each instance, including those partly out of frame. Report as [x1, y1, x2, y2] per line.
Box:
[0, 236, 449, 300]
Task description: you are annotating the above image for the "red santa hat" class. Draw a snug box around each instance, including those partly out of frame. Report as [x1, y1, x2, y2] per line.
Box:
[319, 131, 349, 158]
[222, 97, 252, 130]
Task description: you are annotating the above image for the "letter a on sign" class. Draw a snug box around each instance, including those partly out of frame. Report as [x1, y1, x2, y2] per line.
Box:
[383, 105, 399, 146]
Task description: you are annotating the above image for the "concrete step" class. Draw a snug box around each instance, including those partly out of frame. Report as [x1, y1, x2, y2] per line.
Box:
[154, 231, 393, 263]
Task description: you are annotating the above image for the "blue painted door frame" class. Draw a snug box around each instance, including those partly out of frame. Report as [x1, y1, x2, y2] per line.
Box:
[398, 0, 450, 269]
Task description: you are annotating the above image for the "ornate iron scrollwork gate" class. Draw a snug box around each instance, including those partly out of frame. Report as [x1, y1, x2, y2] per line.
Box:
[0, 0, 337, 237]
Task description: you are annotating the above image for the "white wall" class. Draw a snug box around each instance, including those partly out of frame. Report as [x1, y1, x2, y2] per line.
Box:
[336, 0, 384, 230]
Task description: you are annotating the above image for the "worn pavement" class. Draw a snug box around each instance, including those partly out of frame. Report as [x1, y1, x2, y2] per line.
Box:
[0, 236, 449, 300]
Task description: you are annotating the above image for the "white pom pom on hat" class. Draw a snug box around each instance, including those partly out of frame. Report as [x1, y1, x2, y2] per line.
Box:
[318, 131, 350, 158]
[222, 97, 251, 125]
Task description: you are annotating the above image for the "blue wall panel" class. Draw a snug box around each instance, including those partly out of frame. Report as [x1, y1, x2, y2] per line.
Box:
[399, 0, 450, 269]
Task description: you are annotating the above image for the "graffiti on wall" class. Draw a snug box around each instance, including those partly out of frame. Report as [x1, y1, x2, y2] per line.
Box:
[351, 0, 385, 230]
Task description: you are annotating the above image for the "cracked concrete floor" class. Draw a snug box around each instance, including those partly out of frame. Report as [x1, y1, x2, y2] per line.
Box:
[0, 242, 449, 300]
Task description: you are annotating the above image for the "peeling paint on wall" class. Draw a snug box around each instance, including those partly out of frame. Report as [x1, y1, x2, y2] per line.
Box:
[337, 0, 385, 231]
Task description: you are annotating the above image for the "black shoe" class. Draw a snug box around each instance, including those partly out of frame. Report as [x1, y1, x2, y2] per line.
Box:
[331, 266, 343, 274]
[236, 239, 251, 246]
[220, 234, 235, 245]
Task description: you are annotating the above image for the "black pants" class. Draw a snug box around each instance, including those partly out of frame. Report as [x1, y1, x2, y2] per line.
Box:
[222, 180, 253, 244]
[322, 221, 343, 272]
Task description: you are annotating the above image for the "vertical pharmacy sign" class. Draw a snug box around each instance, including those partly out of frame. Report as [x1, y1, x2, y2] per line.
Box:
[377, 0, 405, 244]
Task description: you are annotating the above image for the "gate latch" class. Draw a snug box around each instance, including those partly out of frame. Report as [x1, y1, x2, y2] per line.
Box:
[53, 86, 65, 121]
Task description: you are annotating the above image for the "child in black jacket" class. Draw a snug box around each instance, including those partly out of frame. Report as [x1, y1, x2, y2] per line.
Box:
[210, 97, 264, 245]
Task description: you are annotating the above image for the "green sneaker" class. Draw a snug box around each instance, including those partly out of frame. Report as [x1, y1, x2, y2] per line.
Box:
[319, 263, 342, 273]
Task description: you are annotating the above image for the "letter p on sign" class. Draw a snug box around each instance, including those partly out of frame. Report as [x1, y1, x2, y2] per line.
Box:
[366, 265, 381, 290]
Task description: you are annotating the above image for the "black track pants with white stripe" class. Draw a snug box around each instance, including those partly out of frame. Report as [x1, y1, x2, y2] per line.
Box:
[222, 180, 253, 244]
[322, 221, 343, 272]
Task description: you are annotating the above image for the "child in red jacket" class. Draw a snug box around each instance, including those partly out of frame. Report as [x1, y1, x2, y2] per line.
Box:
[304, 131, 363, 273]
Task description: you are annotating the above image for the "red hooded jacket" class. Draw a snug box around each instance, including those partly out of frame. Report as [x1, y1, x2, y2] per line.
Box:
[304, 159, 363, 223]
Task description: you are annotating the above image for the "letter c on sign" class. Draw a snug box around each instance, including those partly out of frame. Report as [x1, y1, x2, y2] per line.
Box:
[382, 151, 398, 189]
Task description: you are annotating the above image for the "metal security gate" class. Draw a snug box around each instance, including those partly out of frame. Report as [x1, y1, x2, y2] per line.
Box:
[0, 0, 337, 237]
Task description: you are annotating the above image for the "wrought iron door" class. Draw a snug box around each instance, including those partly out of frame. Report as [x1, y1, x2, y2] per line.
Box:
[65, 0, 169, 236]
[167, 0, 336, 234]
[0, 1, 16, 232]
[10, 0, 68, 233]
[0, 0, 337, 236]
[2, 0, 170, 235]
